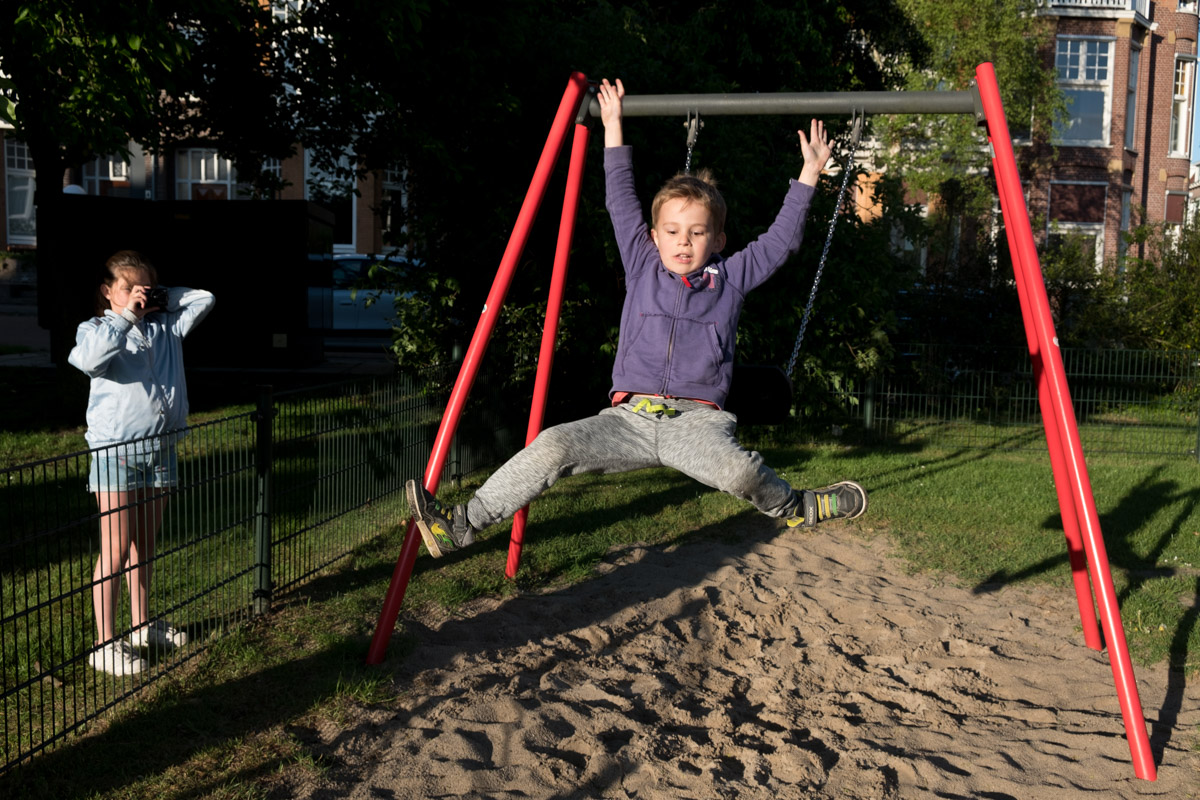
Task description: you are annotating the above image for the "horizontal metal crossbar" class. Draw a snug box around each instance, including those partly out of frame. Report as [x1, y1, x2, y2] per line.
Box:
[584, 90, 980, 119]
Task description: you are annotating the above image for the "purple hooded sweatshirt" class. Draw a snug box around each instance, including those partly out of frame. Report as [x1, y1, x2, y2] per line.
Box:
[604, 146, 815, 408]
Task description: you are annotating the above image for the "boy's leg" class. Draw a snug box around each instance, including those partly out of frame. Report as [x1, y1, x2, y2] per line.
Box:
[656, 403, 867, 524]
[655, 405, 798, 517]
[468, 407, 659, 528]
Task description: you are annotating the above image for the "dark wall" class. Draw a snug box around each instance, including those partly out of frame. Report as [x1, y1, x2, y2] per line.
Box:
[48, 195, 333, 368]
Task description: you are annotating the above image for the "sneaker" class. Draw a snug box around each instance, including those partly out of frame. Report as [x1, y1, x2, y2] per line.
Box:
[89, 640, 147, 676]
[130, 619, 188, 649]
[786, 480, 868, 528]
[406, 479, 476, 558]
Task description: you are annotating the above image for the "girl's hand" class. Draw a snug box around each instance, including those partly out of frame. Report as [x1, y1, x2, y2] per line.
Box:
[597, 78, 625, 147]
[127, 284, 150, 318]
[797, 119, 832, 187]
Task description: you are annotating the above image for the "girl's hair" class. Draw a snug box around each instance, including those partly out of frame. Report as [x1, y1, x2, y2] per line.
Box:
[95, 250, 158, 315]
[650, 169, 727, 236]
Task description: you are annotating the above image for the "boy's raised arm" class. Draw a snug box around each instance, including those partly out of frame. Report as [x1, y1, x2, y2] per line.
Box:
[597, 78, 625, 148]
[797, 118, 832, 187]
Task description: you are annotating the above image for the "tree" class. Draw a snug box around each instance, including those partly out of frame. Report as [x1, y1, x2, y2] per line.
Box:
[0, 0, 426, 358]
[875, 0, 1061, 215]
[1, 2, 191, 341]
[1112, 219, 1200, 352]
[380, 0, 931, 417]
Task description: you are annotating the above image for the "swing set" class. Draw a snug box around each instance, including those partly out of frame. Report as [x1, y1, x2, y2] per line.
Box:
[366, 64, 1159, 782]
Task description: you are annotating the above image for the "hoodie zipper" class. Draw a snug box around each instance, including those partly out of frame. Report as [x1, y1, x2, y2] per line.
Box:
[662, 275, 686, 395]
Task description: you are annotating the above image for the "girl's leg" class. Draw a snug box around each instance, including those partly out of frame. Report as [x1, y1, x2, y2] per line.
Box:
[127, 489, 167, 630]
[93, 491, 134, 643]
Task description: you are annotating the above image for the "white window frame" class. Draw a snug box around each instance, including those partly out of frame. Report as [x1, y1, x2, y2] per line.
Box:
[382, 166, 408, 240]
[1125, 44, 1140, 151]
[1054, 36, 1115, 147]
[1169, 57, 1195, 157]
[82, 154, 131, 196]
[175, 148, 238, 200]
[5, 138, 36, 246]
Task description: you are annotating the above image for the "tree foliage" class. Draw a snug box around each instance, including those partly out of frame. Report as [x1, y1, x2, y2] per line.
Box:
[1031, 214, 1200, 354]
[874, 0, 1061, 215]
[381, 0, 931, 416]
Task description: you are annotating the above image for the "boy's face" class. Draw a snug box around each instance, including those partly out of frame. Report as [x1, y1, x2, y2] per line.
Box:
[651, 198, 726, 275]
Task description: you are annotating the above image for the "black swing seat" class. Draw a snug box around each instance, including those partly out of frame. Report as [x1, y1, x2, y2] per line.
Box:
[725, 364, 793, 426]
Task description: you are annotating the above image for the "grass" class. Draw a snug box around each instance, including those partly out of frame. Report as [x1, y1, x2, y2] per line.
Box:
[3, 415, 1200, 797]
[1, 378, 436, 781]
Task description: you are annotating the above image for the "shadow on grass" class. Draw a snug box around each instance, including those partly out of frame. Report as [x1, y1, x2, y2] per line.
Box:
[5, 631, 387, 800]
[969, 465, 1200, 765]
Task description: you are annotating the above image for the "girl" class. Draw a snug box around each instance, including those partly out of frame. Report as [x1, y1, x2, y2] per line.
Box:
[68, 250, 215, 676]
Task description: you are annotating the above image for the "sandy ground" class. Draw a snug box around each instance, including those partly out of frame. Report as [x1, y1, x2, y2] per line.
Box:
[281, 525, 1199, 799]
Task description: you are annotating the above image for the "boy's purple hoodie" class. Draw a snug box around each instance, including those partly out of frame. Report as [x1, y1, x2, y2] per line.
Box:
[604, 146, 815, 408]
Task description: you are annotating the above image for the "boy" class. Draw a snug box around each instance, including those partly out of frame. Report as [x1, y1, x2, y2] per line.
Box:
[407, 78, 867, 558]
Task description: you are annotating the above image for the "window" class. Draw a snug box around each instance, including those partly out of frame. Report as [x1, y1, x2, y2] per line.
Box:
[1125, 46, 1140, 150]
[306, 150, 356, 253]
[1165, 192, 1188, 226]
[5, 138, 36, 245]
[1169, 58, 1194, 156]
[83, 154, 131, 197]
[1054, 37, 1114, 145]
[382, 166, 407, 242]
[1048, 182, 1107, 270]
[175, 149, 238, 200]
[1118, 190, 1132, 264]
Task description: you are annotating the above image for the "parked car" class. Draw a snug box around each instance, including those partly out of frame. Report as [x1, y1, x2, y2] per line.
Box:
[307, 254, 417, 333]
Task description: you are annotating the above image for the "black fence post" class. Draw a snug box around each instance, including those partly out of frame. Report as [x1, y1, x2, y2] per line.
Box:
[863, 377, 876, 433]
[253, 385, 275, 615]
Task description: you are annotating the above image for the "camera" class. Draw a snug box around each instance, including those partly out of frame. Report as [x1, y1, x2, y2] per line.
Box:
[146, 287, 169, 310]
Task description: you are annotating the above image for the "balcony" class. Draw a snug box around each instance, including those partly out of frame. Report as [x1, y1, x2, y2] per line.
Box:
[1038, 0, 1152, 20]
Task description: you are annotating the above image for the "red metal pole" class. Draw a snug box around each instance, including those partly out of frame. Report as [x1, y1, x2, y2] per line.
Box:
[506, 122, 592, 579]
[989, 140, 1101, 651]
[976, 62, 1155, 781]
[366, 72, 590, 664]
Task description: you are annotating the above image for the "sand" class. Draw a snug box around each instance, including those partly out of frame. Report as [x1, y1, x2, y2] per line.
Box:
[283, 524, 1200, 799]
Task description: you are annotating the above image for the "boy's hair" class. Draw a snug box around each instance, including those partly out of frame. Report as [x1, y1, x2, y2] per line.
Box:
[95, 250, 159, 315]
[651, 169, 727, 237]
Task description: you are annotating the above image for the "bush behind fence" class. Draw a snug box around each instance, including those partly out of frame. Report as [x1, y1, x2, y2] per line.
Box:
[830, 345, 1200, 458]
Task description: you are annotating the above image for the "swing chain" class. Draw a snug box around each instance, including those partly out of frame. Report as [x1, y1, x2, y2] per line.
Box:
[785, 109, 865, 384]
[684, 109, 702, 174]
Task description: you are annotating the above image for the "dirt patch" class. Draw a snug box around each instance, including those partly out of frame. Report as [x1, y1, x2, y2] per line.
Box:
[276, 526, 1200, 799]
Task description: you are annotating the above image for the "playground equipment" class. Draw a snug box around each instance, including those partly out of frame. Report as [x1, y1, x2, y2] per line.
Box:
[366, 65, 1158, 781]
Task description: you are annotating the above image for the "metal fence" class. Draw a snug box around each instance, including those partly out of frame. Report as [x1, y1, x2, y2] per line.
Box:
[0, 367, 516, 774]
[3, 346, 1196, 772]
[828, 345, 1200, 459]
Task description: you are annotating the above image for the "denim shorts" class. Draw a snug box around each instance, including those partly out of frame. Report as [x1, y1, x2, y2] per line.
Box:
[88, 442, 179, 493]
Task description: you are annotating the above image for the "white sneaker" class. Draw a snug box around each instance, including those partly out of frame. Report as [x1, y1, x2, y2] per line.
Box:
[89, 640, 147, 676]
[130, 619, 188, 649]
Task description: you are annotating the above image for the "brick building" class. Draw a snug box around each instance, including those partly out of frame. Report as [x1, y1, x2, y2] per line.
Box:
[1029, 0, 1198, 265]
[0, 132, 404, 256]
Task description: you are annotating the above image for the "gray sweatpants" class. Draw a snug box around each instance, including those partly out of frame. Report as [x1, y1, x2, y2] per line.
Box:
[466, 396, 800, 529]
